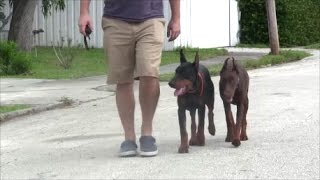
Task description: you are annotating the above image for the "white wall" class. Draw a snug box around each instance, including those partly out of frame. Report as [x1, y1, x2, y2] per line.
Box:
[173, 0, 239, 49]
[0, 0, 239, 50]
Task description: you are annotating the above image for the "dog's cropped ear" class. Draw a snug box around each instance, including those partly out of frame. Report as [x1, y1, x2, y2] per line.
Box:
[220, 57, 230, 74]
[223, 57, 230, 68]
[193, 51, 200, 71]
[232, 57, 239, 73]
[180, 49, 187, 64]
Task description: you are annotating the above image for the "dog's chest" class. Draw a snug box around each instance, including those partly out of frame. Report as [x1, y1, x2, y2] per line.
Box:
[178, 95, 205, 109]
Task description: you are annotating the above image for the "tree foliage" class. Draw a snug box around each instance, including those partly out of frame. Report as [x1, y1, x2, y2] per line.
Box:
[238, 0, 320, 46]
[42, 0, 65, 17]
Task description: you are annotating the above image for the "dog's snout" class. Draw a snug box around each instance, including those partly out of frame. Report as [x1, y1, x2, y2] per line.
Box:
[168, 81, 175, 88]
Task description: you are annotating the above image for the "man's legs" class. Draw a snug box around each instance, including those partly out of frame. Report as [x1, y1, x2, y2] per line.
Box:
[139, 76, 160, 136]
[102, 17, 138, 157]
[134, 18, 165, 156]
[116, 82, 136, 141]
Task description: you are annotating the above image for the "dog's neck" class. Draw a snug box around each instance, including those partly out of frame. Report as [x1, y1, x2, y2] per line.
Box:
[189, 72, 204, 96]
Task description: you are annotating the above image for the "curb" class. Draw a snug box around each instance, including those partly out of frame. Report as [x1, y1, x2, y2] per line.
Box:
[0, 103, 66, 123]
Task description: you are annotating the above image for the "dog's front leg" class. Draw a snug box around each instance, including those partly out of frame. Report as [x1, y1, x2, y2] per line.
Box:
[178, 107, 189, 153]
[189, 109, 198, 146]
[241, 97, 249, 141]
[197, 106, 206, 146]
[232, 103, 245, 147]
[223, 101, 235, 142]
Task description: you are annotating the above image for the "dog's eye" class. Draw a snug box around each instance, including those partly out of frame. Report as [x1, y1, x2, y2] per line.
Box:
[176, 68, 182, 74]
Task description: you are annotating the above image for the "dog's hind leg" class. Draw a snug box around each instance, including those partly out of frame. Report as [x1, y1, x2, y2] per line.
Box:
[223, 101, 235, 142]
[189, 109, 198, 146]
[178, 108, 189, 153]
[196, 106, 206, 146]
[207, 99, 215, 136]
[241, 98, 249, 141]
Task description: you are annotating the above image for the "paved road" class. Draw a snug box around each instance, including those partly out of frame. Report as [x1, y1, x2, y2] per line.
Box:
[0, 49, 319, 179]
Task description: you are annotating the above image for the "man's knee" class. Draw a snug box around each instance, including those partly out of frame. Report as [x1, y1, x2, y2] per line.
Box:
[116, 82, 134, 91]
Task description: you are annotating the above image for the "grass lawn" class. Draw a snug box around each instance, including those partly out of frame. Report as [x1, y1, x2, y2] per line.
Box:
[236, 43, 269, 48]
[237, 43, 320, 50]
[1, 47, 227, 79]
[304, 43, 320, 49]
[159, 50, 311, 81]
[0, 104, 31, 114]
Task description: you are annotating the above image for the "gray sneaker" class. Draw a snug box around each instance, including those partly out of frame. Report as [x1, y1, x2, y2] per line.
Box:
[139, 136, 158, 157]
[119, 140, 138, 157]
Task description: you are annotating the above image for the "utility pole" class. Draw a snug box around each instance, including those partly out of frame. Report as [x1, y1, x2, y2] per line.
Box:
[266, 0, 280, 55]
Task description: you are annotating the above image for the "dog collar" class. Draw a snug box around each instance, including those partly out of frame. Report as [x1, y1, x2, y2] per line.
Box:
[187, 72, 204, 96]
[197, 72, 204, 96]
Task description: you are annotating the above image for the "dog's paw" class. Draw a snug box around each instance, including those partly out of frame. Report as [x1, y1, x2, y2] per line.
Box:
[208, 125, 216, 136]
[232, 139, 241, 147]
[178, 145, 189, 153]
[197, 136, 205, 146]
[240, 134, 248, 141]
[225, 135, 233, 142]
[189, 137, 198, 146]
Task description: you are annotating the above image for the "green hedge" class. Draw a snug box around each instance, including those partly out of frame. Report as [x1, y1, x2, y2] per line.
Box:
[238, 0, 320, 46]
[0, 41, 32, 75]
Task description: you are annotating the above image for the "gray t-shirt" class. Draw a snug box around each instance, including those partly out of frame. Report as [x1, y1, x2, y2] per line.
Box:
[103, 0, 164, 22]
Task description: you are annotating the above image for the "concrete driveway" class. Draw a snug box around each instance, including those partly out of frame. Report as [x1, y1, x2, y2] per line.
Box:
[0, 50, 319, 179]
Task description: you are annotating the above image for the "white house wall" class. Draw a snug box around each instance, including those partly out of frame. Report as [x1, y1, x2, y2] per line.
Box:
[173, 0, 239, 48]
[230, 0, 240, 46]
[0, 0, 239, 50]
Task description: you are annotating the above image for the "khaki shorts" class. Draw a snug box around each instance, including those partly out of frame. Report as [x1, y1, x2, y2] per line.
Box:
[101, 17, 165, 84]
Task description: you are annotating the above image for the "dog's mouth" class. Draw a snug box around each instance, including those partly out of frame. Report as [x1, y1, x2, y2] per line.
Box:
[174, 86, 197, 96]
[174, 86, 187, 96]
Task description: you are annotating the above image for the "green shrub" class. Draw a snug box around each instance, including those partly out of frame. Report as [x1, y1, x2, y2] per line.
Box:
[0, 41, 32, 75]
[238, 0, 320, 46]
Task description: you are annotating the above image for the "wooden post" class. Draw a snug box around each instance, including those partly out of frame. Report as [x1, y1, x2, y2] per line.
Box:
[266, 0, 280, 55]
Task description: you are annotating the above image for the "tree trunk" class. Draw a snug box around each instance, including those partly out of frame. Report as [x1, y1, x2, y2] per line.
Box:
[266, 0, 280, 55]
[8, 0, 37, 52]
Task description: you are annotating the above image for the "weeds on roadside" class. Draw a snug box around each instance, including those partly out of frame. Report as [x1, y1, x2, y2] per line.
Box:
[52, 37, 80, 69]
[59, 96, 75, 106]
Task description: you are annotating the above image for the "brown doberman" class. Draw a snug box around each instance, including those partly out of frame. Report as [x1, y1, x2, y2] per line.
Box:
[219, 57, 249, 147]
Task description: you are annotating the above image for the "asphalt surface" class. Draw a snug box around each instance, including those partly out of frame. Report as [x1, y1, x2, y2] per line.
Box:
[0, 48, 319, 179]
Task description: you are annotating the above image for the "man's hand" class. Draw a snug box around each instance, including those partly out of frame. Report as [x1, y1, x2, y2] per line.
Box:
[78, 14, 93, 36]
[168, 0, 181, 42]
[167, 19, 181, 42]
[79, 0, 93, 36]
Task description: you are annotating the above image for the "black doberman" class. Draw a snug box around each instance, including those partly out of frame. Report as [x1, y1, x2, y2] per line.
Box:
[219, 57, 249, 147]
[169, 49, 215, 153]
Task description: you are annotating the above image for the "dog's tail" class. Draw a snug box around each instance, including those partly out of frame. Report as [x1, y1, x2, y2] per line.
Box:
[180, 49, 187, 63]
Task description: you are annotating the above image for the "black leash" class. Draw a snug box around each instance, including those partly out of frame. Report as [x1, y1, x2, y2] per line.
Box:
[84, 25, 92, 50]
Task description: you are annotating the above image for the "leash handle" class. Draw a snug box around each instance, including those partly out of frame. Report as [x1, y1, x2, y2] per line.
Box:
[84, 25, 92, 50]
[85, 25, 92, 37]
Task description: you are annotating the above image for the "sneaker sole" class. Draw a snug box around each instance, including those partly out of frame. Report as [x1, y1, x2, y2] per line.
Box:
[140, 150, 158, 157]
[119, 150, 137, 157]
